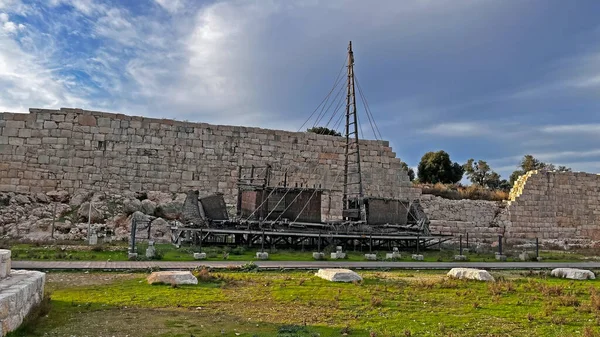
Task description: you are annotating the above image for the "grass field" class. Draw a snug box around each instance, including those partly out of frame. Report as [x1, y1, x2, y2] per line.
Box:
[9, 269, 600, 337]
[5, 242, 596, 263]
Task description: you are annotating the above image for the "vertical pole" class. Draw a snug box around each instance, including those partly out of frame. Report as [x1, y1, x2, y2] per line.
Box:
[87, 201, 92, 244]
[416, 234, 420, 254]
[130, 218, 137, 254]
[199, 228, 202, 251]
[283, 171, 287, 188]
[536, 237, 539, 259]
[236, 166, 242, 217]
[498, 235, 503, 255]
[318, 232, 321, 252]
[369, 234, 372, 253]
[466, 232, 469, 249]
[261, 229, 265, 253]
[438, 238, 442, 251]
[459, 235, 463, 255]
[51, 202, 57, 239]
[250, 165, 255, 185]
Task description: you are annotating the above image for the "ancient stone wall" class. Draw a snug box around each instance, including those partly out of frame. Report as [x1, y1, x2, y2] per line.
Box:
[505, 170, 600, 244]
[0, 249, 46, 336]
[420, 194, 506, 243]
[422, 171, 600, 247]
[0, 108, 419, 220]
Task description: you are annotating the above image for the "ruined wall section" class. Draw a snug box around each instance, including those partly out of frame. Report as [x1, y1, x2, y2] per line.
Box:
[505, 171, 600, 243]
[420, 194, 506, 243]
[0, 108, 420, 219]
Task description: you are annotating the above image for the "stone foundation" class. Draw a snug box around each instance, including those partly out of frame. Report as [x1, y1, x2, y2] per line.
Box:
[0, 249, 46, 336]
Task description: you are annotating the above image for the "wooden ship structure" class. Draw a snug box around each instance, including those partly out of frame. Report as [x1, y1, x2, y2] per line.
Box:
[168, 42, 452, 251]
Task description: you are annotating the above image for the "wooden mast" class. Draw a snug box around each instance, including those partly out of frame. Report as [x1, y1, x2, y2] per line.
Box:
[342, 41, 364, 221]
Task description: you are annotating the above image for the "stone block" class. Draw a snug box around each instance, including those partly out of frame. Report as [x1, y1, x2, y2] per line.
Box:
[385, 252, 401, 260]
[551, 268, 595, 280]
[447, 268, 495, 281]
[411, 254, 424, 261]
[147, 271, 198, 285]
[330, 252, 346, 259]
[495, 254, 507, 261]
[364, 253, 377, 261]
[454, 255, 468, 261]
[193, 253, 207, 260]
[256, 252, 269, 260]
[43, 121, 57, 129]
[315, 269, 362, 282]
[312, 252, 324, 260]
[518, 251, 531, 261]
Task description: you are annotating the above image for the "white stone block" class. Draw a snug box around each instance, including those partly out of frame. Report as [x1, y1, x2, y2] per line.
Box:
[411, 254, 424, 261]
[312, 252, 324, 260]
[385, 252, 401, 260]
[364, 254, 377, 261]
[193, 252, 207, 260]
[551, 268, 595, 280]
[454, 255, 467, 261]
[147, 271, 198, 285]
[447, 268, 495, 281]
[331, 252, 346, 259]
[256, 252, 269, 260]
[315, 268, 362, 282]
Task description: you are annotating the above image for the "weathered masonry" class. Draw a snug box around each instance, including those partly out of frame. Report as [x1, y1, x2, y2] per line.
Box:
[0, 108, 419, 219]
[0, 249, 45, 336]
[423, 170, 600, 247]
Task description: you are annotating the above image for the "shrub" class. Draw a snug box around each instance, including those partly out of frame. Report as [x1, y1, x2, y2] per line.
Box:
[370, 296, 383, 307]
[419, 183, 509, 201]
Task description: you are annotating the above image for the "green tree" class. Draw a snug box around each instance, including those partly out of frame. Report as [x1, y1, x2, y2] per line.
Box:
[306, 126, 341, 136]
[463, 159, 492, 186]
[464, 159, 508, 190]
[417, 151, 464, 184]
[400, 161, 415, 181]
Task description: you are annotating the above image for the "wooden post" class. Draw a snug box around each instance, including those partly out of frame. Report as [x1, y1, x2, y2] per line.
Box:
[51, 202, 57, 239]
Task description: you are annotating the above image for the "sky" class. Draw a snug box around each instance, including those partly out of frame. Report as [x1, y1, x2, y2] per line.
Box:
[1, 0, 600, 182]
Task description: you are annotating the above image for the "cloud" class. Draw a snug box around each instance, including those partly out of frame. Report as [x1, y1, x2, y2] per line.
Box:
[420, 122, 489, 137]
[154, 0, 186, 14]
[541, 124, 600, 134]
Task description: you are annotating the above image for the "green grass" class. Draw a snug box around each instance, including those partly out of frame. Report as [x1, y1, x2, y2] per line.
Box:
[10, 270, 600, 336]
[6, 241, 595, 263]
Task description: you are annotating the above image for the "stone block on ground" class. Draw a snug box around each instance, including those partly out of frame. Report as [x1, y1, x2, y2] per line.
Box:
[256, 252, 269, 260]
[364, 253, 377, 261]
[331, 252, 346, 259]
[550, 268, 595, 280]
[193, 252, 207, 260]
[312, 252, 324, 260]
[386, 252, 401, 260]
[147, 271, 198, 285]
[411, 254, 424, 261]
[495, 254, 507, 261]
[454, 255, 467, 261]
[128, 252, 138, 260]
[519, 252, 531, 261]
[0, 249, 11, 279]
[145, 241, 156, 259]
[315, 268, 362, 282]
[0, 269, 46, 336]
[447, 268, 495, 281]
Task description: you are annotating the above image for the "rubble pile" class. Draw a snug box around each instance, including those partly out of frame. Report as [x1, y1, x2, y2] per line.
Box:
[0, 190, 186, 243]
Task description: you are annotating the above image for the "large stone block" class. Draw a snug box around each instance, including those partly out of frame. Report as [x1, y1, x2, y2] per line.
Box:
[551, 268, 595, 280]
[147, 271, 198, 285]
[315, 269, 362, 282]
[447, 268, 495, 281]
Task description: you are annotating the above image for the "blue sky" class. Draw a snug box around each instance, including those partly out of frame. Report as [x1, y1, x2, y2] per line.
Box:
[1, 0, 600, 181]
